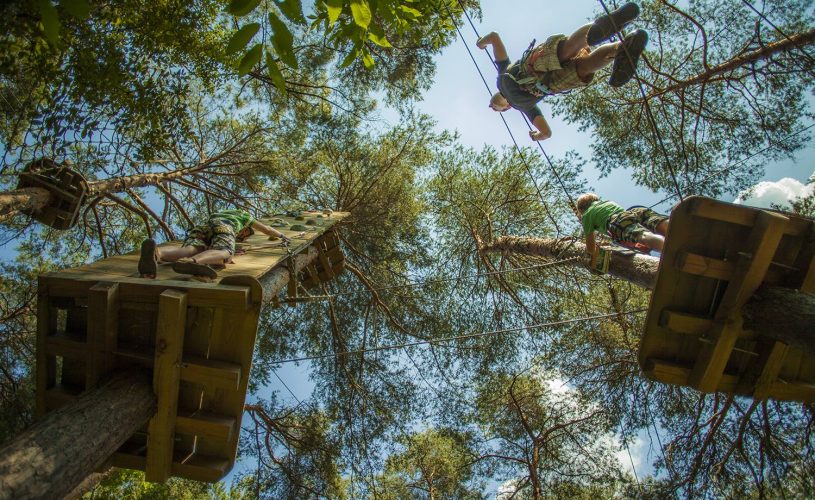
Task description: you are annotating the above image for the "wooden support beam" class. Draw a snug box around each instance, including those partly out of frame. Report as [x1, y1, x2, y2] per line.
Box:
[767, 381, 815, 403]
[659, 309, 713, 336]
[677, 251, 734, 280]
[688, 197, 808, 236]
[45, 334, 88, 360]
[752, 341, 791, 401]
[111, 452, 231, 483]
[800, 253, 815, 293]
[180, 356, 241, 391]
[86, 282, 119, 388]
[645, 358, 740, 392]
[690, 210, 789, 392]
[36, 286, 55, 417]
[176, 410, 236, 442]
[145, 289, 188, 483]
[44, 385, 81, 411]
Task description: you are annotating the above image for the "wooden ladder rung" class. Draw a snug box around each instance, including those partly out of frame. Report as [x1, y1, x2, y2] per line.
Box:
[659, 309, 713, 336]
[176, 410, 237, 442]
[45, 333, 88, 360]
[180, 356, 242, 391]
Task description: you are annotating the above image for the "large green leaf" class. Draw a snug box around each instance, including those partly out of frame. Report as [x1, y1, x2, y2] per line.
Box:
[326, 0, 342, 26]
[238, 43, 263, 75]
[268, 12, 297, 69]
[265, 52, 287, 93]
[226, 23, 260, 55]
[37, 0, 61, 45]
[228, 0, 262, 17]
[367, 24, 392, 48]
[276, 0, 305, 25]
[60, 0, 90, 19]
[349, 0, 371, 29]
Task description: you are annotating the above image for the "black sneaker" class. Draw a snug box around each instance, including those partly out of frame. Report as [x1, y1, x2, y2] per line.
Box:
[587, 2, 640, 46]
[609, 29, 648, 87]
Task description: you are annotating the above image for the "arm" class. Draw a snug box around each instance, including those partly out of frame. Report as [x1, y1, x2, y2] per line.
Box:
[251, 221, 291, 243]
[585, 231, 598, 268]
[529, 114, 552, 141]
[476, 32, 508, 62]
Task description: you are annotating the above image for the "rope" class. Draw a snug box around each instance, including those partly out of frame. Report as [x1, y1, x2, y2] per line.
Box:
[270, 308, 647, 364]
[597, 0, 685, 202]
[451, 0, 581, 217]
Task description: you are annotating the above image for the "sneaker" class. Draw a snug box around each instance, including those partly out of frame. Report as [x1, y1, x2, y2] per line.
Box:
[138, 239, 157, 278]
[587, 2, 640, 46]
[609, 29, 648, 87]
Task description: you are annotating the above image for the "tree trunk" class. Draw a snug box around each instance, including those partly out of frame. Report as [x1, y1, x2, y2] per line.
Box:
[481, 236, 660, 290]
[743, 286, 815, 355]
[656, 28, 815, 95]
[0, 187, 52, 220]
[0, 369, 156, 500]
[257, 245, 320, 303]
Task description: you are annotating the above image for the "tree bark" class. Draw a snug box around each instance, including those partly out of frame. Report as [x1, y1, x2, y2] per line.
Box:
[481, 236, 660, 290]
[257, 246, 319, 303]
[743, 286, 815, 355]
[0, 369, 155, 500]
[0, 187, 52, 220]
[656, 28, 815, 95]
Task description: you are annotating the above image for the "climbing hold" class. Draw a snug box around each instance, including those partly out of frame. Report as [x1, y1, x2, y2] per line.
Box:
[290, 224, 308, 231]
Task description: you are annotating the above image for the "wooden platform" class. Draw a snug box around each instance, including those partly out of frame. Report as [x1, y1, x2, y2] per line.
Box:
[35, 211, 347, 483]
[640, 197, 815, 402]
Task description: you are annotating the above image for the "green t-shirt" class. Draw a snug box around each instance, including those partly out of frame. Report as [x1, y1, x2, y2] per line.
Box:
[581, 200, 623, 236]
[211, 209, 254, 231]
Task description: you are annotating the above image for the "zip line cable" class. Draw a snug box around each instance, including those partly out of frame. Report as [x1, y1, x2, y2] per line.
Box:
[739, 0, 815, 68]
[597, 0, 685, 203]
[451, 0, 580, 216]
[271, 308, 647, 364]
[647, 123, 815, 210]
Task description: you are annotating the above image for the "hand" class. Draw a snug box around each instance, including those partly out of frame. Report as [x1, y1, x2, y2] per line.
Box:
[476, 33, 493, 49]
[280, 234, 291, 245]
[529, 130, 548, 141]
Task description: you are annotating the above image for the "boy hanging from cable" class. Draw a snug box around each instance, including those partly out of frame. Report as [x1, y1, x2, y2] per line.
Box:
[138, 208, 291, 279]
[576, 193, 670, 271]
[477, 2, 646, 141]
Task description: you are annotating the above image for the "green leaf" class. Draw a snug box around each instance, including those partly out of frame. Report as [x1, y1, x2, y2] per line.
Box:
[397, 5, 421, 18]
[367, 24, 391, 47]
[238, 43, 263, 75]
[268, 12, 297, 69]
[265, 52, 287, 93]
[339, 46, 358, 68]
[226, 23, 260, 55]
[228, 0, 262, 17]
[37, 0, 61, 45]
[361, 50, 374, 69]
[276, 0, 305, 25]
[326, 0, 342, 26]
[60, 0, 90, 19]
[349, 0, 372, 29]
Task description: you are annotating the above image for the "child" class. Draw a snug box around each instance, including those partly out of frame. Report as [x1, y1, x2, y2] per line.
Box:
[477, 3, 647, 141]
[577, 193, 669, 268]
[138, 208, 291, 279]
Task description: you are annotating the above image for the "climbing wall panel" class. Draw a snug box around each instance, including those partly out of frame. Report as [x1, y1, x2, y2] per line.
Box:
[640, 197, 815, 402]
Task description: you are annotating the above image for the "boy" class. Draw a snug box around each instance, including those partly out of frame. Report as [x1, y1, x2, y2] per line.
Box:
[477, 3, 647, 141]
[577, 193, 669, 268]
[138, 208, 291, 279]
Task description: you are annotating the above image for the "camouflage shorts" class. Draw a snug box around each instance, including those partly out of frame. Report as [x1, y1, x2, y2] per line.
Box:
[528, 34, 593, 94]
[608, 207, 668, 243]
[182, 217, 237, 257]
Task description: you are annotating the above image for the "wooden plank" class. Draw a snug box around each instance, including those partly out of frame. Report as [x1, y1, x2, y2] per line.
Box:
[689, 197, 808, 237]
[690, 210, 789, 392]
[35, 288, 57, 416]
[318, 249, 335, 280]
[645, 358, 739, 393]
[753, 341, 791, 401]
[45, 333, 88, 361]
[145, 289, 188, 483]
[180, 356, 242, 391]
[677, 251, 734, 280]
[659, 309, 713, 336]
[768, 381, 815, 403]
[86, 282, 119, 388]
[800, 253, 815, 293]
[110, 452, 232, 483]
[176, 410, 236, 442]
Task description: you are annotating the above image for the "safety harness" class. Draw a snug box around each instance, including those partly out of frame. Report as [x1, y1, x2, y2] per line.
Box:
[504, 39, 554, 98]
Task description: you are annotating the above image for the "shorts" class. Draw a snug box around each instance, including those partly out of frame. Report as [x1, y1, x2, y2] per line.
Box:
[527, 34, 593, 94]
[608, 207, 668, 243]
[182, 217, 238, 258]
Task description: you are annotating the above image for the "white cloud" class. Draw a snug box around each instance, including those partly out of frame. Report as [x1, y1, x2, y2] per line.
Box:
[734, 177, 814, 209]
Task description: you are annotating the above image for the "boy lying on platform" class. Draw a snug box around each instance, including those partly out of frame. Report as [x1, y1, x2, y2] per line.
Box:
[138, 208, 291, 279]
[577, 193, 669, 269]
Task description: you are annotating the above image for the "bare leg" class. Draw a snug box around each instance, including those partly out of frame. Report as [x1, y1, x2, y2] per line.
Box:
[575, 42, 620, 80]
[655, 219, 669, 237]
[189, 249, 231, 266]
[639, 231, 665, 252]
[557, 24, 592, 63]
[158, 245, 202, 262]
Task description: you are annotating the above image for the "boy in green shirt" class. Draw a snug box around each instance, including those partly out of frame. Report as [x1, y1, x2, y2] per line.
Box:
[138, 208, 290, 279]
[576, 193, 669, 268]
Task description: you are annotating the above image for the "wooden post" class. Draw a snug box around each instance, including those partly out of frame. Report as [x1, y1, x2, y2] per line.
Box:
[0, 369, 155, 500]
